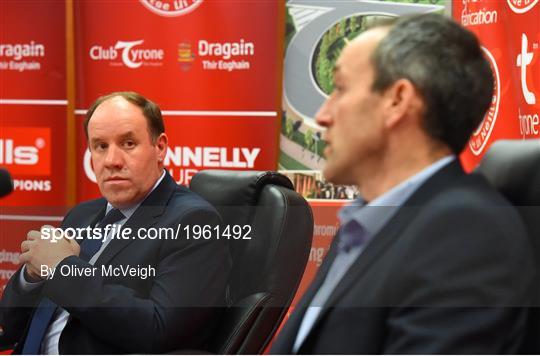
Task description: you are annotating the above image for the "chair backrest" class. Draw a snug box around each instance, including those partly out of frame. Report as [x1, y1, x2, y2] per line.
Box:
[190, 170, 313, 354]
[476, 139, 540, 354]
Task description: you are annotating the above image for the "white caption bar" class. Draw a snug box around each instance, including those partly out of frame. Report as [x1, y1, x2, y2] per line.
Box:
[0, 99, 68, 105]
[75, 109, 277, 117]
[0, 215, 64, 222]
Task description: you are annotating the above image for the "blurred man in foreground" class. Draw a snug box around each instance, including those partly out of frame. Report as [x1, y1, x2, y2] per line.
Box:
[0, 92, 231, 353]
[272, 14, 533, 354]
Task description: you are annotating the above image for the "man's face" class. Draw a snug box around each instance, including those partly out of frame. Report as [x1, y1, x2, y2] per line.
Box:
[88, 96, 167, 209]
[316, 28, 389, 186]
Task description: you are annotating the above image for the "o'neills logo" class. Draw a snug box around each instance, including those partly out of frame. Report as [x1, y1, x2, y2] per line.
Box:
[469, 47, 500, 156]
[507, 0, 538, 13]
[89, 40, 164, 69]
[139, 0, 203, 17]
[0, 127, 51, 176]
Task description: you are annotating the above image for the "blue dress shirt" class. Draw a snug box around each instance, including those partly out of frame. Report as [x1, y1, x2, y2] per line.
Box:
[293, 156, 454, 352]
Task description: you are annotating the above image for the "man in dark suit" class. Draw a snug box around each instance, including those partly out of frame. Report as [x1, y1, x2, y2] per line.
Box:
[0, 92, 231, 353]
[272, 14, 534, 354]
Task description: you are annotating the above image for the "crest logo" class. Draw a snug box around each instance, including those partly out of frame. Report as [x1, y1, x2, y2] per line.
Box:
[177, 43, 195, 71]
[507, 0, 538, 13]
[139, 0, 203, 17]
[469, 47, 500, 156]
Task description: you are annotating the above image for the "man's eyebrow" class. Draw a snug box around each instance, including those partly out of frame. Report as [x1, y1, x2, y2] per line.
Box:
[90, 137, 104, 145]
[89, 132, 136, 144]
[118, 131, 136, 140]
[333, 64, 341, 75]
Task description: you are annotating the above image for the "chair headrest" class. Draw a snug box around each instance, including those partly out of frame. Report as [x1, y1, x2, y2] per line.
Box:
[190, 170, 294, 206]
[190, 170, 295, 228]
[476, 139, 540, 205]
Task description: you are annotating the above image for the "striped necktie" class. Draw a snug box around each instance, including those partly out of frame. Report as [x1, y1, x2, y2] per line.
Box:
[80, 208, 125, 261]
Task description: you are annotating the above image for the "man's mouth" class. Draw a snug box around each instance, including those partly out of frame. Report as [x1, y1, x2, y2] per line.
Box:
[323, 140, 332, 157]
[105, 177, 128, 182]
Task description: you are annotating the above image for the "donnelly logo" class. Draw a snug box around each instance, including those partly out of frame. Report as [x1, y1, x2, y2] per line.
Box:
[83, 145, 260, 183]
[507, 0, 538, 13]
[139, 0, 203, 17]
[0, 127, 51, 176]
[469, 47, 500, 156]
[89, 40, 164, 69]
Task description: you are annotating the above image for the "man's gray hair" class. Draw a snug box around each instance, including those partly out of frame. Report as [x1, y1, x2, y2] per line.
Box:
[370, 13, 493, 154]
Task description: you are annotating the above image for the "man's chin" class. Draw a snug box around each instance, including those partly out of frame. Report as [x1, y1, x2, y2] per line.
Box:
[323, 166, 353, 186]
[100, 190, 135, 209]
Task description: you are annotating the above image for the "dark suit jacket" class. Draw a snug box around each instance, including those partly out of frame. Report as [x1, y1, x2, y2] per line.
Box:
[272, 161, 534, 354]
[0, 172, 231, 354]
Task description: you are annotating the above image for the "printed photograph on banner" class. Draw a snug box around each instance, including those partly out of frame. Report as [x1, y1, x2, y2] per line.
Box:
[454, 0, 539, 170]
[280, 170, 359, 201]
[279, 0, 444, 171]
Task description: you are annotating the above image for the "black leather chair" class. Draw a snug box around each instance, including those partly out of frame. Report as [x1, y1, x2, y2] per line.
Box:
[476, 139, 540, 354]
[189, 170, 314, 354]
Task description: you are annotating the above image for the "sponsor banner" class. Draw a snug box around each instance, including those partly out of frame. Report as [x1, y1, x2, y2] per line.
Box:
[0, 1, 66, 99]
[74, 0, 282, 111]
[0, 0, 67, 291]
[76, 115, 279, 200]
[74, 0, 283, 202]
[0, 104, 67, 207]
[0, 1, 67, 210]
[455, 0, 540, 170]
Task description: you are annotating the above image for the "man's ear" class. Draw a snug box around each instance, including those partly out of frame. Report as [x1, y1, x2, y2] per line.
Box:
[383, 78, 423, 129]
[155, 133, 168, 163]
[88, 146, 94, 171]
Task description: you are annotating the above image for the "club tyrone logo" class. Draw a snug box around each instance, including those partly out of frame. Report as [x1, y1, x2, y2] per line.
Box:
[469, 47, 500, 156]
[89, 40, 164, 69]
[139, 0, 203, 17]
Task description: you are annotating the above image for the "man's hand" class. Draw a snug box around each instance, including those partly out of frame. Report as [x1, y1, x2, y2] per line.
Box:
[20, 225, 81, 280]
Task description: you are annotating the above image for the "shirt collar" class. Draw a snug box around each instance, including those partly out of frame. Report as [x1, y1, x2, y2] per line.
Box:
[338, 155, 455, 237]
[105, 170, 166, 220]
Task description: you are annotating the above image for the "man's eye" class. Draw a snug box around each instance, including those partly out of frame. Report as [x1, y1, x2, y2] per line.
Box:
[124, 141, 136, 148]
[94, 143, 107, 151]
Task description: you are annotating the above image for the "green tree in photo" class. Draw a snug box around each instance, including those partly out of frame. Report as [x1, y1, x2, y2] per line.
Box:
[304, 128, 314, 152]
[313, 15, 393, 95]
[285, 118, 294, 139]
[285, 8, 296, 50]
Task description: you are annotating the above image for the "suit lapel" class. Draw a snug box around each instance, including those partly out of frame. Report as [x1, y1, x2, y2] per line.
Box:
[305, 160, 465, 339]
[95, 173, 177, 266]
[321, 206, 417, 310]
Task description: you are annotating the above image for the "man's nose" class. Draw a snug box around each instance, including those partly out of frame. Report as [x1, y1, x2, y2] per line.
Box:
[315, 98, 333, 128]
[104, 145, 124, 168]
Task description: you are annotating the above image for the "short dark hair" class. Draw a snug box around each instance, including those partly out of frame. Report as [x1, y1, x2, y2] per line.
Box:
[84, 91, 165, 142]
[370, 13, 493, 154]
